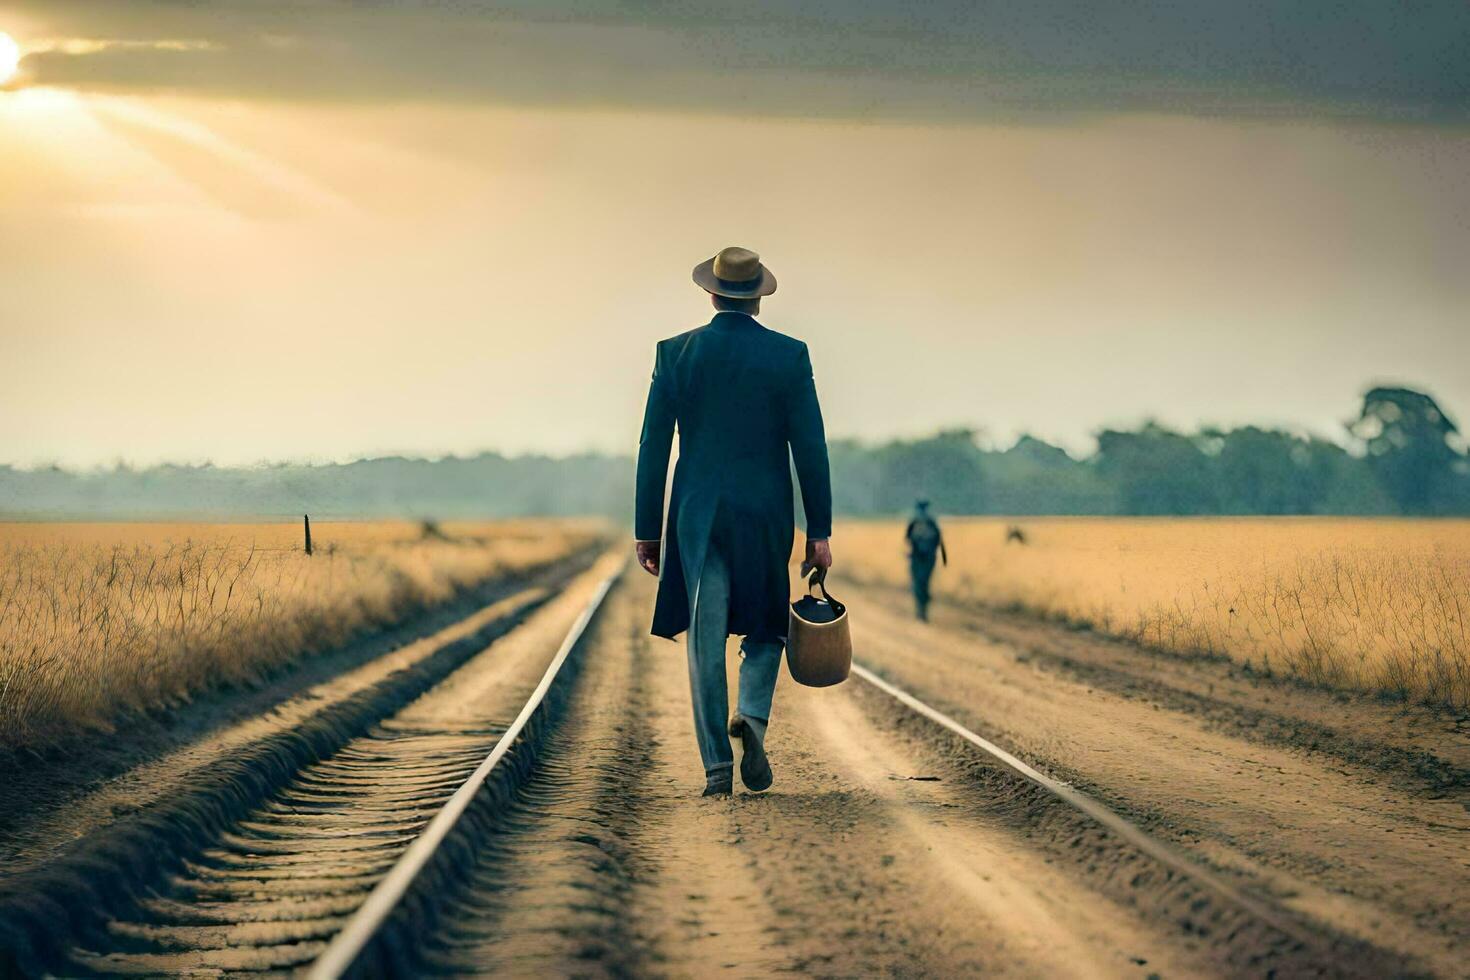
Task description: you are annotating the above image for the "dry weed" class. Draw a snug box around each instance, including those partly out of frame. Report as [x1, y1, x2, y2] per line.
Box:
[837, 518, 1470, 709]
[0, 520, 605, 751]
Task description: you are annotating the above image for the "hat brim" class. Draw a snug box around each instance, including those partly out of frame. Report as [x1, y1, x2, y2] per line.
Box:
[692, 257, 778, 298]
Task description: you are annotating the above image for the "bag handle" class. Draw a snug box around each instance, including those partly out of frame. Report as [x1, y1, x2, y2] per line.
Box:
[806, 567, 847, 618]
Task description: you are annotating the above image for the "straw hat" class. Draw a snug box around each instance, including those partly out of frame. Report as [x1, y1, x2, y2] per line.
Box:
[692, 246, 778, 299]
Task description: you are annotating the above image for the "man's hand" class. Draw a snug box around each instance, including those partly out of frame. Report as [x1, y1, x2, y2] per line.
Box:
[801, 538, 833, 577]
[635, 539, 661, 577]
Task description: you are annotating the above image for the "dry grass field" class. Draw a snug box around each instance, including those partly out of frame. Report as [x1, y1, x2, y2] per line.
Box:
[837, 518, 1470, 709]
[0, 520, 605, 753]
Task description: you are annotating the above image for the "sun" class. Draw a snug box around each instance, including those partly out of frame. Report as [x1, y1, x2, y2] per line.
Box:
[0, 32, 20, 85]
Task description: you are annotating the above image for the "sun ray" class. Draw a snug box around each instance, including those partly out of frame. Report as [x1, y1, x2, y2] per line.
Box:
[0, 87, 327, 237]
[0, 87, 197, 209]
[83, 94, 353, 218]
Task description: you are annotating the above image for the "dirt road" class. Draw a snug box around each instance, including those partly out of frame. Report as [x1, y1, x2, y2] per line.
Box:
[3, 565, 1463, 977]
[844, 582, 1469, 978]
[403, 572, 1458, 977]
[415, 573, 1243, 977]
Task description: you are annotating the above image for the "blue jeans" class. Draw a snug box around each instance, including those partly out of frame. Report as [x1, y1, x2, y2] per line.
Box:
[687, 546, 783, 776]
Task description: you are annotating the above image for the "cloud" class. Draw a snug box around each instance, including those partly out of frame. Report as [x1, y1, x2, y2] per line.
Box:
[26, 37, 219, 56]
[7, 1, 1469, 121]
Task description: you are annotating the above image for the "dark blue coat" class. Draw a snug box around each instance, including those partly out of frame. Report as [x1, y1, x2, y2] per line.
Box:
[635, 312, 832, 641]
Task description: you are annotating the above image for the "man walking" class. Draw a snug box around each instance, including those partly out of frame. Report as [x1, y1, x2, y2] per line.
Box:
[634, 246, 833, 798]
[905, 499, 947, 621]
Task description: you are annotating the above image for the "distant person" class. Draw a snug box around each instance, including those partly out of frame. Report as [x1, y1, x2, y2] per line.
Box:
[905, 500, 947, 621]
[634, 246, 834, 798]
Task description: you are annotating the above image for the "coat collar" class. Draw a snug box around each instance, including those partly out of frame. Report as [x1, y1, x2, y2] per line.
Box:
[710, 311, 761, 329]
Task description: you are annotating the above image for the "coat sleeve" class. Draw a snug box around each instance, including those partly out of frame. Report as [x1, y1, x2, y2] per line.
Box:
[787, 343, 833, 539]
[635, 342, 676, 541]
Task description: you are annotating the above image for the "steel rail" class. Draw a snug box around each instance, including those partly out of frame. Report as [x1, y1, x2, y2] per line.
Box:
[308, 561, 625, 980]
[850, 662, 1321, 948]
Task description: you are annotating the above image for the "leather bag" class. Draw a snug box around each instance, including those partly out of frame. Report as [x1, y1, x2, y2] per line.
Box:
[787, 568, 852, 687]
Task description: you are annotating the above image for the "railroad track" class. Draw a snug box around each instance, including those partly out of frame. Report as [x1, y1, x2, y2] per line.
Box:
[0, 554, 623, 978]
[3, 558, 1420, 977]
[301, 578, 1406, 977]
[307, 566, 621, 978]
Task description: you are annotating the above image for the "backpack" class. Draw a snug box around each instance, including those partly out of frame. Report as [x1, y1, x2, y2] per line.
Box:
[908, 518, 941, 557]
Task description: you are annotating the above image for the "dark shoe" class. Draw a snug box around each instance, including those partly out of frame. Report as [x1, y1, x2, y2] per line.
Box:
[702, 771, 732, 797]
[728, 714, 773, 792]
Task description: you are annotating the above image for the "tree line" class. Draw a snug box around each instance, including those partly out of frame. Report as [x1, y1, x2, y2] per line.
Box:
[831, 386, 1468, 517]
[0, 453, 630, 521]
[1, 386, 1464, 520]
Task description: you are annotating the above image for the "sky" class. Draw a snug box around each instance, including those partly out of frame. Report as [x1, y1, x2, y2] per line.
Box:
[1, 1, 1467, 468]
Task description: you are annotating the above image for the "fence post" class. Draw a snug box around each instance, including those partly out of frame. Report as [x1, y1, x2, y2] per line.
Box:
[304, 514, 313, 556]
